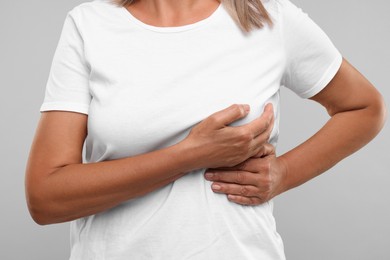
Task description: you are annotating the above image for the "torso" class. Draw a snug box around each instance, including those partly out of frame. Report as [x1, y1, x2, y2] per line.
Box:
[69, 0, 286, 259]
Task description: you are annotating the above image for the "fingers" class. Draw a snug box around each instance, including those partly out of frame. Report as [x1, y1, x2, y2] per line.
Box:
[243, 103, 274, 138]
[209, 182, 268, 205]
[208, 104, 250, 127]
[206, 145, 275, 172]
[204, 155, 275, 206]
[252, 143, 276, 158]
[211, 182, 259, 197]
[205, 170, 260, 185]
[227, 195, 263, 206]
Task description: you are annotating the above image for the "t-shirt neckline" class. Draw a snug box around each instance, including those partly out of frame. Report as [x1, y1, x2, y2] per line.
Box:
[120, 2, 223, 33]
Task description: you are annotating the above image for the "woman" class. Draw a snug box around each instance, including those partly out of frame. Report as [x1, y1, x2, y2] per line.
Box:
[25, 0, 386, 259]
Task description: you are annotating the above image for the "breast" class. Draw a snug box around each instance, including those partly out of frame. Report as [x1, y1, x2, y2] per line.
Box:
[84, 19, 284, 162]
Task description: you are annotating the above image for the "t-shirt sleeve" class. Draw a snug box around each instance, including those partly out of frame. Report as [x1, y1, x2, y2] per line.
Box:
[279, 0, 343, 99]
[40, 10, 91, 114]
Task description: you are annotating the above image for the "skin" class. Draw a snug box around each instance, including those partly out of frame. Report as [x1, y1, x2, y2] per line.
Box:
[27, 0, 258, 226]
[204, 58, 386, 205]
[25, 0, 386, 224]
[124, 0, 221, 27]
[25, 104, 275, 225]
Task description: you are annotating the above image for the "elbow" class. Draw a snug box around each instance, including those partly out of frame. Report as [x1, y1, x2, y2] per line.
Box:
[26, 182, 79, 225]
[369, 90, 387, 133]
[25, 175, 51, 225]
[25, 166, 69, 225]
[27, 199, 73, 226]
[25, 167, 76, 225]
[26, 191, 54, 225]
[26, 183, 65, 225]
[28, 207, 51, 226]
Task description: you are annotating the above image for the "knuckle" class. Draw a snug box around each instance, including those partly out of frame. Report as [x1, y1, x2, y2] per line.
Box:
[235, 171, 245, 183]
[231, 104, 243, 115]
[259, 172, 272, 191]
[239, 128, 252, 142]
[208, 115, 220, 125]
[240, 186, 250, 196]
[263, 175, 272, 188]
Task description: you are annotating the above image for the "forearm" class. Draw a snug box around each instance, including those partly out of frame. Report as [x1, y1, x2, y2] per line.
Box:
[201, 60, 386, 206]
[27, 104, 274, 225]
[278, 100, 386, 193]
[29, 141, 195, 225]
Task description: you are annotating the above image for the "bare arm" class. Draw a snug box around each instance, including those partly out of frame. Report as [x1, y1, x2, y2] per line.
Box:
[25, 104, 274, 224]
[204, 58, 386, 204]
[279, 58, 386, 191]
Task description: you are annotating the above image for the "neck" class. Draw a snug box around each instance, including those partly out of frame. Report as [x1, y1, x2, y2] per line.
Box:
[128, 0, 220, 26]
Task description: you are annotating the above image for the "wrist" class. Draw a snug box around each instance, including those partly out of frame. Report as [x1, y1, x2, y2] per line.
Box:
[276, 155, 291, 195]
[172, 139, 205, 172]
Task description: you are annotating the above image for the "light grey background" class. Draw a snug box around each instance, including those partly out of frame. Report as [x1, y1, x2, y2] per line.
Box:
[0, 0, 388, 259]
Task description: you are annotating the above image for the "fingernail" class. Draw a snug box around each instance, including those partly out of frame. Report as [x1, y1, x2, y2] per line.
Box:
[227, 194, 236, 200]
[212, 184, 221, 190]
[205, 173, 214, 179]
[243, 104, 250, 113]
[265, 103, 273, 112]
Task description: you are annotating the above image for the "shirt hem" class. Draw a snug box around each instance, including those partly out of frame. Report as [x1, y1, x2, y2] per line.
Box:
[298, 53, 343, 99]
[40, 102, 89, 115]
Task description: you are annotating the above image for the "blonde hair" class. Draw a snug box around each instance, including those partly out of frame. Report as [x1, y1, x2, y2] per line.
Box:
[110, 0, 273, 33]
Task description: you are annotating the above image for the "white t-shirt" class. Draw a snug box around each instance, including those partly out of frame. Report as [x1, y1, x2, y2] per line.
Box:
[40, 0, 342, 259]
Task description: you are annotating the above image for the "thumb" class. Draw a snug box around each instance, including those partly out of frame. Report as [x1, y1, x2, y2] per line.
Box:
[253, 143, 276, 158]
